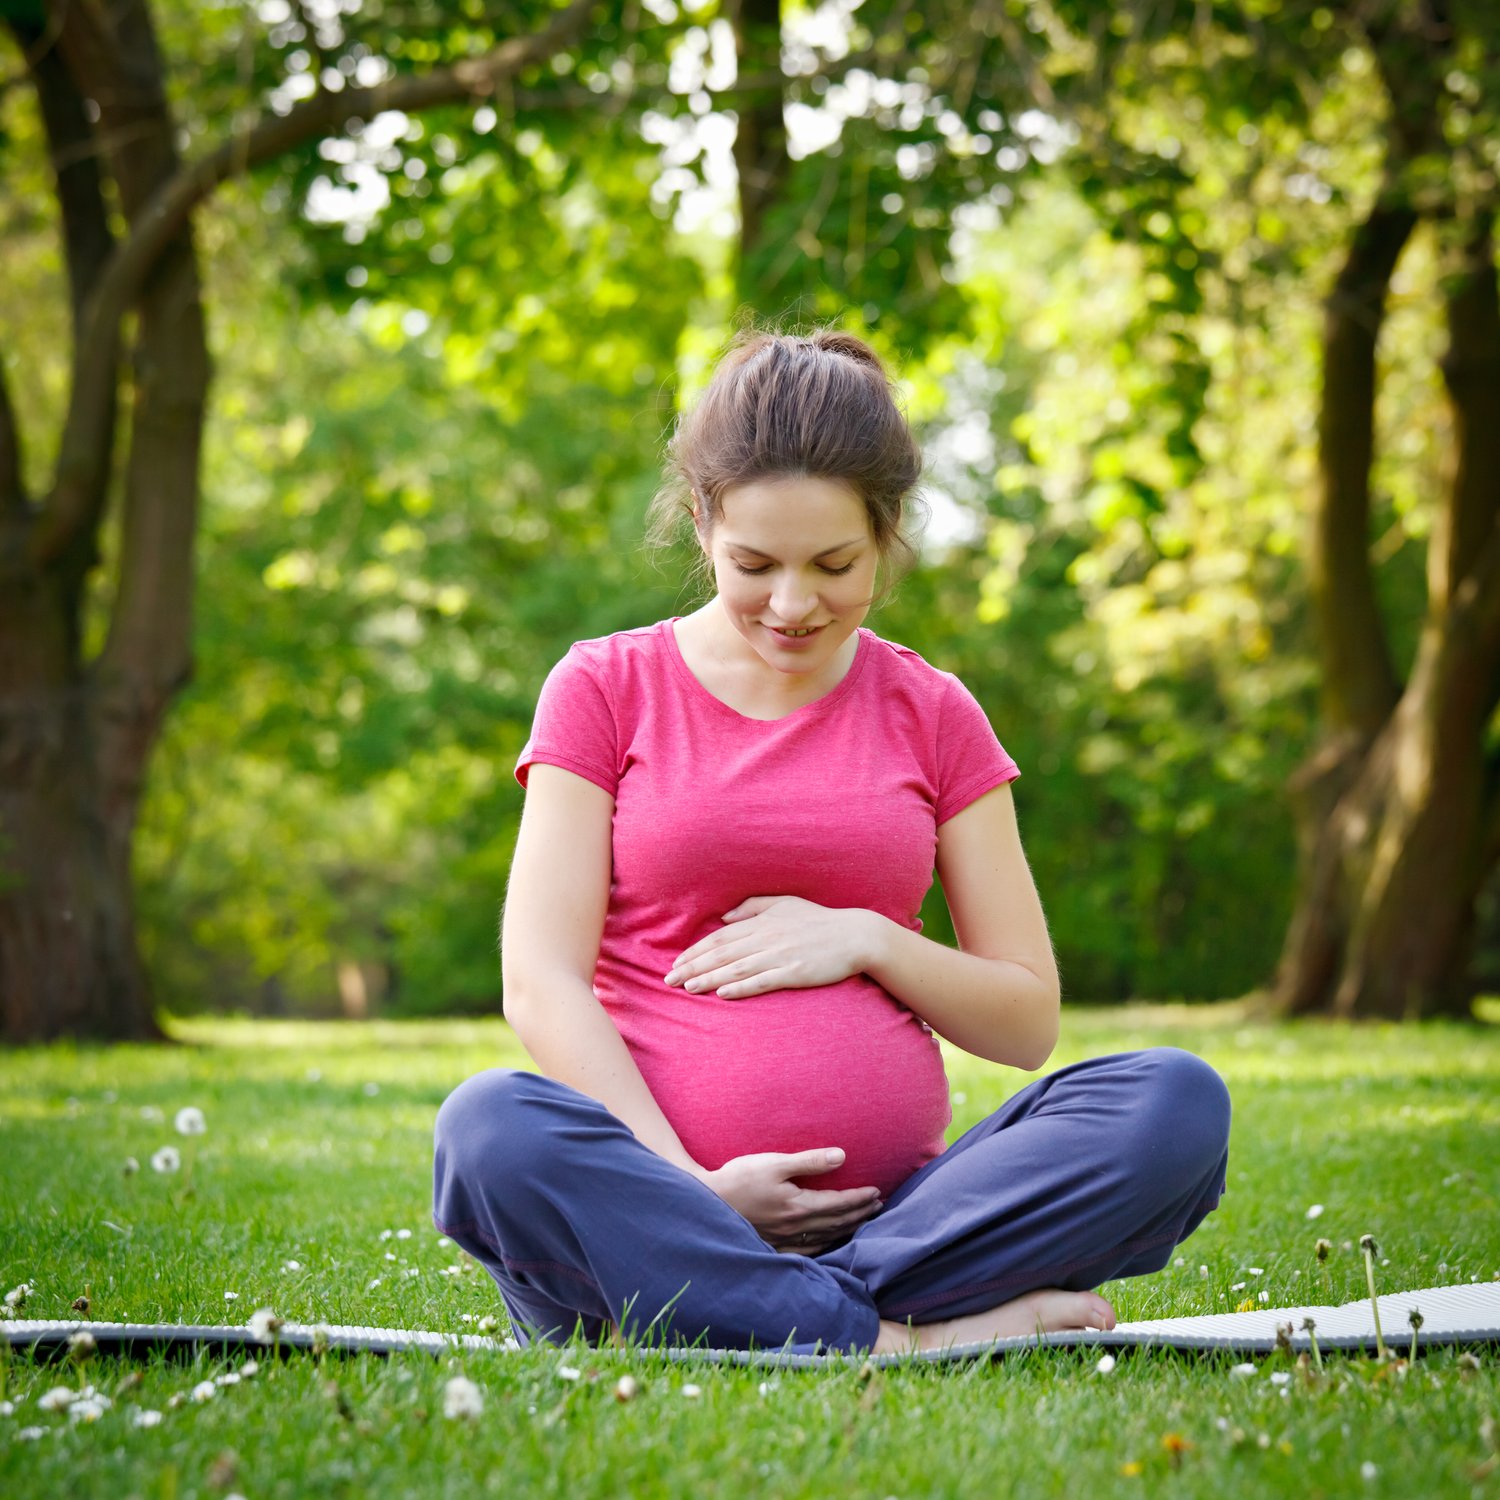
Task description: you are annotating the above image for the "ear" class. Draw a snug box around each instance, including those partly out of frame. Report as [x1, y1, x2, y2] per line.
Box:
[690, 492, 711, 553]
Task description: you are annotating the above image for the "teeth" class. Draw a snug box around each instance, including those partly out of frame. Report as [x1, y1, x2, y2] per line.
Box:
[776, 627, 815, 637]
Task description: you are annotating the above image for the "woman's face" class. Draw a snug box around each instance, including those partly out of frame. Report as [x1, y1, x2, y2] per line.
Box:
[700, 476, 880, 679]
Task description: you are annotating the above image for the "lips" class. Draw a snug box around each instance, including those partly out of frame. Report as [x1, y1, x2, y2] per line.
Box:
[767, 624, 824, 639]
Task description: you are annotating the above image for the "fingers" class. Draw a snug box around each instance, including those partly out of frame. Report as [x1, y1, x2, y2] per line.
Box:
[721, 896, 778, 921]
[771, 1198, 885, 1255]
[782, 1147, 848, 1178]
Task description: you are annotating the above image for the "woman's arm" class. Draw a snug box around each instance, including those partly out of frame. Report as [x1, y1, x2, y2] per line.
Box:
[664, 784, 1059, 1070]
[869, 783, 1059, 1069]
[502, 764, 703, 1171]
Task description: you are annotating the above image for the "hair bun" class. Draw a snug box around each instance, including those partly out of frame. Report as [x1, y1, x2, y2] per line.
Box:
[806, 329, 883, 369]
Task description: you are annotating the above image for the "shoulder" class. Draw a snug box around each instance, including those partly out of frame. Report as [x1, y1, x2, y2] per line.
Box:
[859, 630, 977, 707]
[548, 620, 674, 691]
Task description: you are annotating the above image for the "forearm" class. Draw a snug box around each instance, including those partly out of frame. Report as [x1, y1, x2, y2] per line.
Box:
[861, 913, 1059, 1070]
[504, 978, 705, 1178]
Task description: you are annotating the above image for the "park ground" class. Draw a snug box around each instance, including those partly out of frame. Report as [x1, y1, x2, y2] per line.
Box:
[1, 1005, 1498, 1497]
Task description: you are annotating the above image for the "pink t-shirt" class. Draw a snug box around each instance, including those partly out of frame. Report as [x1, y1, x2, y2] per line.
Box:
[515, 620, 1020, 1197]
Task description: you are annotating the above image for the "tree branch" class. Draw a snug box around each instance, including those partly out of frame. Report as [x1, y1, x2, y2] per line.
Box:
[1435, 214, 1500, 609]
[7, 11, 121, 593]
[33, 0, 600, 568]
[1311, 190, 1412, 736]
[0, 353, 25, 523]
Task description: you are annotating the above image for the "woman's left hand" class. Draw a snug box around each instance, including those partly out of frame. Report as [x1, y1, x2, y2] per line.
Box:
[664, 896, 883, 999]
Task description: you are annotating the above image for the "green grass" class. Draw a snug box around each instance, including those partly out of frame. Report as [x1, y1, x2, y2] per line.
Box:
[2, 1007, 1497, 1498]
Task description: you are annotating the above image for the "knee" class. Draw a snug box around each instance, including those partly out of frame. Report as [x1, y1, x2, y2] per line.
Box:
[1131, 1047, 1231, 1178]
[433, 1068, 554, 1183]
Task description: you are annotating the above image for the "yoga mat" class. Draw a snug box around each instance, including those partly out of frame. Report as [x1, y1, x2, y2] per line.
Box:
[5, 1282, 1497, 1367]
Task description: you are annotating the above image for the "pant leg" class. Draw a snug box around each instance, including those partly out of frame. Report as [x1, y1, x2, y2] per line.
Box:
[821, 1047, 1230, 1323]
[431, 1068, 882, 1352]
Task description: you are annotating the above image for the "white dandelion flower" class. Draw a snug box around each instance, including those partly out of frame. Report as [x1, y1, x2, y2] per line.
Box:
[1270, 1371, 1292, 1387]
[0, 1400, 12, 1416]
[216, 1372, 241, 1387]
[1306, 1204, 1325, 1220]
[190, 1380, 217, 1403]
[16, 1425, 48, 1441]
[240, 1361, 259, 1377]
[396, 1229, 411, 1240]
[67, 1330, 96, 1358]
[132, 1408, 163, 1428]
[1229, 1363, 1257, 1379]
[223, 1291, 239, 1302]
[247, 1307, 283, 1343]
[614, 1375, 640, 1402]
[1361, 1462, 1378, 1481]
[69, 1395, 110, 1422]
[174, 1106, 206, 1137]
[442, 1375, 484, 1419]
[681, 1383, 703, 1399]
[38, 1386, 75, 1411]
[558, 1365, 581, 1382]
[4, 1281, 32, 1310]
[405, 1268, 420, 1279]
[1095, 1354, 1117, 1374]
[150, 1146, 181, 1174]
[123, 1156, 140, 1175]
[283, 1260, 302, 1272]
[366, 1278, 382, 1290]
[1230, 1282, 1246, 1292]
[476, 1316, 499, 1334]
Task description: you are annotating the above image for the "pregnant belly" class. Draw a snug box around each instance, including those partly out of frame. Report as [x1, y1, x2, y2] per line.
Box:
[612, 976, 952, 1198]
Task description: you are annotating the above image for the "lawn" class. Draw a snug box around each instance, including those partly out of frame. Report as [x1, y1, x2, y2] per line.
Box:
[2, 1006, 1497, 1498]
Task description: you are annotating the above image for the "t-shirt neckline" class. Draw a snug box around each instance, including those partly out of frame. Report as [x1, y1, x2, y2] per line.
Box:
[661, 617, 872, 725]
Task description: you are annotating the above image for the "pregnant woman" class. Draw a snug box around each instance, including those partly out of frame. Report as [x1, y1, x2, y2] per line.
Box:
[432, 327, 1231, 1354]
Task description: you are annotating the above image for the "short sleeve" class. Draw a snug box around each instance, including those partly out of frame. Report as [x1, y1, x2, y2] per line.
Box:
[933, 674, 1020, 824]
[515, 646, 620, 797]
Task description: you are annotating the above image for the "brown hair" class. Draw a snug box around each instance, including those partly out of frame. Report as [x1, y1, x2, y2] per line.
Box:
[648, 327, 925, 587]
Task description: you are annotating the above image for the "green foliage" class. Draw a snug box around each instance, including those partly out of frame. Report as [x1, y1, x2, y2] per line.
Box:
[7, 0, 1483, 1012]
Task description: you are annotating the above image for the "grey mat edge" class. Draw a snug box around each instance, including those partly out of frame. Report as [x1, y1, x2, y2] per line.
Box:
[5, 1316, 1497, 1367]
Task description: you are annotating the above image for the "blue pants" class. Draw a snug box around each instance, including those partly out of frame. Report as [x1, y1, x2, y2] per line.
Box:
[431, 1047, 1230, 1354]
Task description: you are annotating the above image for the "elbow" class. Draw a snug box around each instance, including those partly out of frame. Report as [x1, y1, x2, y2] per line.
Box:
[1004, 974, 1061, 1073]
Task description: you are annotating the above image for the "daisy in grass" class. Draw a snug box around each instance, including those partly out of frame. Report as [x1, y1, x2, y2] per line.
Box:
[443, 1375, 484, 1420]
[4, 1281, 31, 1310]
[248, 1308, 284, 1345]
[150, 1146, 180, 1174]
[173, 1105, 206, 1193]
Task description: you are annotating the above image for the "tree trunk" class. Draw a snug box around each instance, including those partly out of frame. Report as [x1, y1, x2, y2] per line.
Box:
[1274, 215, 1500, 1018]
[0, 686, 161, 1043]
[0, 0, 602, 1042]
[729, 0, 790, 305]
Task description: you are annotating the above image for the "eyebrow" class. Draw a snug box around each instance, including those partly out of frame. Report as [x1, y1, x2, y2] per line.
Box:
[728, 538, 867, 560]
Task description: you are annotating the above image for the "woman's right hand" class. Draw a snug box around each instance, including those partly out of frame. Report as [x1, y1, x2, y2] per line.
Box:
[697, 1148, 883, 1255]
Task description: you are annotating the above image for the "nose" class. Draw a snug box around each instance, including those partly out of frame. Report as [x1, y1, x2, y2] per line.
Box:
[769, 572, 817, 622]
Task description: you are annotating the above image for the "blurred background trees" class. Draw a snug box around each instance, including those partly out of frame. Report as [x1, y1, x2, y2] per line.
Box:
[1, 0, 1495, 1037]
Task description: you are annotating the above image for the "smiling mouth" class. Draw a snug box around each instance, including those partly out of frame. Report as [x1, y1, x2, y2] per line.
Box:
[770, 625, 821, 637]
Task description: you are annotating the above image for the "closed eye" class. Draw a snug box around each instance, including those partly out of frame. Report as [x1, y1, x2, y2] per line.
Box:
[732, 561, 857, 576]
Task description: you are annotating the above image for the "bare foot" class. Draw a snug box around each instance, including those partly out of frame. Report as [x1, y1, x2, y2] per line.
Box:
[872, 1288, 1116, 1355]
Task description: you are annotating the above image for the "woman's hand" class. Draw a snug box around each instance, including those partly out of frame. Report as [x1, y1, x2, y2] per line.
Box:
[698, 1147, 883, 1254]
[664, 896, 884, 999]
